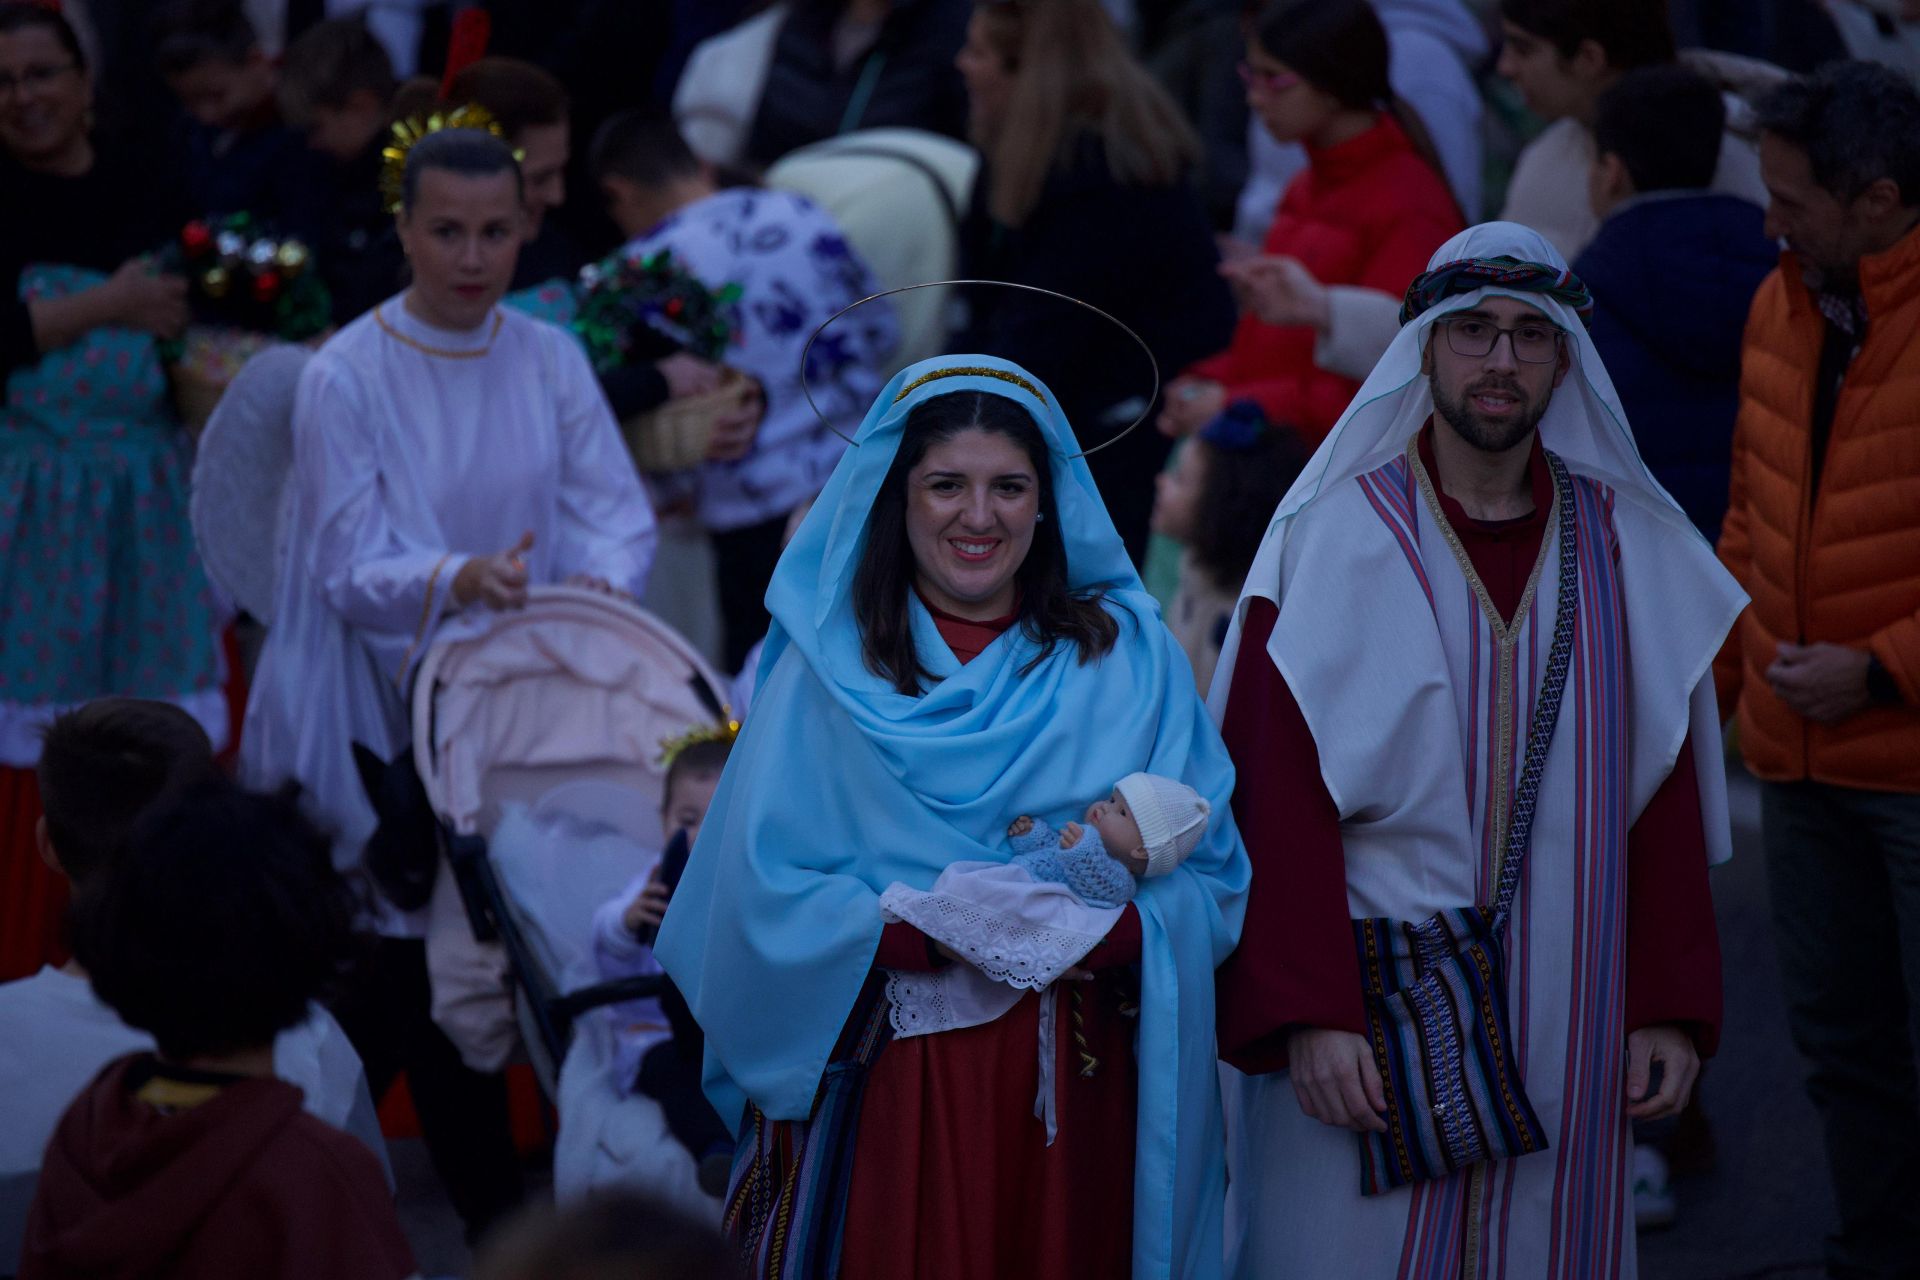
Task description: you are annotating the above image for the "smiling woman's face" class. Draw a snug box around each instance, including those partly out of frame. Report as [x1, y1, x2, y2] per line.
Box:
[0, 27, 90, 168]
[904, 427, 1042, 621]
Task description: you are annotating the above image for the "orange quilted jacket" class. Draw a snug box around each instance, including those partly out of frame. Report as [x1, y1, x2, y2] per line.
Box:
[1714, 226, 1920, 792]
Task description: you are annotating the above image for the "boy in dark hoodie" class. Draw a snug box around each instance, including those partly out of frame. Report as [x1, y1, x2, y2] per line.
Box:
[153, 0, 329, 243]
[1577, 63, 1779, 544]
[19, 782, 415, 1280]
[276, 17, 406, 324]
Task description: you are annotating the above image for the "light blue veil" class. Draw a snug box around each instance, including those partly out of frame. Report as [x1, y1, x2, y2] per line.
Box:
[656, 355, 1250, 1277]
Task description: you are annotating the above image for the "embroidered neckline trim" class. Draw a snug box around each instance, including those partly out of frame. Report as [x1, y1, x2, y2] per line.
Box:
[374, 304, 503, 360]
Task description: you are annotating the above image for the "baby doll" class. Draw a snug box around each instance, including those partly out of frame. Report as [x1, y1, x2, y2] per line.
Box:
[1006, 772, 1212, 908]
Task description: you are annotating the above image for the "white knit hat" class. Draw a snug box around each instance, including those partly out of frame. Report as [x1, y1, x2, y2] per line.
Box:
[1114, 773, 1211, 879]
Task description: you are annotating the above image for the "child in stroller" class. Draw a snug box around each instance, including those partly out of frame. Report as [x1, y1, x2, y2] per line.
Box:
[590, 728, 735, 1196]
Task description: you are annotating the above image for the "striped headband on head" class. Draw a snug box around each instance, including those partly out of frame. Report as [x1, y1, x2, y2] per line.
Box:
[1400, 255, 1595, 328]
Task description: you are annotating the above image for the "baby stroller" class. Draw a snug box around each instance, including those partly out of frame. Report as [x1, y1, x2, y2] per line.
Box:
[410, 584, 731, 1215]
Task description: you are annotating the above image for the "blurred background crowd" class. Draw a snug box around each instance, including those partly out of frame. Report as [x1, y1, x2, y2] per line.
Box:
[3, 0, 1920, 1276]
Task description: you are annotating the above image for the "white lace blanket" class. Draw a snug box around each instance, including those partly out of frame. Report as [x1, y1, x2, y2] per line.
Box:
[877, 861, 1122, 1040]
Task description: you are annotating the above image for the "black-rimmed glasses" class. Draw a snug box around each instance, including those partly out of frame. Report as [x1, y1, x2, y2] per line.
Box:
[1438, 316, 1564, 364]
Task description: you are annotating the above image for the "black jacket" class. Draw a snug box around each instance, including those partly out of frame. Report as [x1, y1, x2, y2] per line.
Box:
[745, 0, 971, 167]
[959, 134, 1236, 560]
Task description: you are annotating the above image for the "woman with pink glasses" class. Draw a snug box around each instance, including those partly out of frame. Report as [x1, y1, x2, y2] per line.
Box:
[1159, 0, 1461, 448]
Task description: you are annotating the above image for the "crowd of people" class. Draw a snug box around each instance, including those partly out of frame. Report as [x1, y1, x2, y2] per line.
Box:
[2, 0, 1919, 1277]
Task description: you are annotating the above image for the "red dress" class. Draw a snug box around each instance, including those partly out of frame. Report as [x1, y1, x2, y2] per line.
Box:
[1215, 427, 1724, 1071]
[837, 606, 1145, 1279]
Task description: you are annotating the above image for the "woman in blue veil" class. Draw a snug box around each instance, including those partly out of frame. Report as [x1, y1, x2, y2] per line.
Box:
[657, 355, 1249, 1278]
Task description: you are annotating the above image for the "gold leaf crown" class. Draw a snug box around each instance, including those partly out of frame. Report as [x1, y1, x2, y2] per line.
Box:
[380, 104, 523, 214]
[657, 717, 742, 770]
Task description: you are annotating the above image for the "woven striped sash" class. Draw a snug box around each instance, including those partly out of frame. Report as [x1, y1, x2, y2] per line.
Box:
[1350, 451, 1577, 1196]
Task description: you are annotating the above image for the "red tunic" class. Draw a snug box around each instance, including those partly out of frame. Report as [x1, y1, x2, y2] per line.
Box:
[839, 608, 1144, 1280]
[1216, 427, 1723, 1074]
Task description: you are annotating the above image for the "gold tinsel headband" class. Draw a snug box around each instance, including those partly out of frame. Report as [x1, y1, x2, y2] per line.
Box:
[657, 717, 742, 770]
[380, 104, 525, 214]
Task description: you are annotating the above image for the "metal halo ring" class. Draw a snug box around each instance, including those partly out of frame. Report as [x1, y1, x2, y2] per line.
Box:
[798, 279, 1161, 461]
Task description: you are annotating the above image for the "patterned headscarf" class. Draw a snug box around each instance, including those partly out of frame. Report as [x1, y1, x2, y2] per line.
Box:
[1400, 254, 1595, 327]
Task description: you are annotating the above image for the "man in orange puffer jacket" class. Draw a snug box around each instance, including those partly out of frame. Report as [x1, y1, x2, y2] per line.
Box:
[1716, 61, 1920, 1280]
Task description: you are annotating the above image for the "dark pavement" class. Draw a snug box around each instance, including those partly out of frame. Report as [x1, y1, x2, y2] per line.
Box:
[1642, 766, 1833, 1280]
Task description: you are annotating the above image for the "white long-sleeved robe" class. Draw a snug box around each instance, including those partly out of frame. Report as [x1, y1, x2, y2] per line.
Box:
[242, 297, 657, 934]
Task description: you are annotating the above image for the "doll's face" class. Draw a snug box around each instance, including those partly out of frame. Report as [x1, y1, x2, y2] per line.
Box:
[1085, 789, 1149, 876]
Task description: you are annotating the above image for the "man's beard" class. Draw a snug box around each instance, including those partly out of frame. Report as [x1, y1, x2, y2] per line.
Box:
[1431, 375, 1550, 454]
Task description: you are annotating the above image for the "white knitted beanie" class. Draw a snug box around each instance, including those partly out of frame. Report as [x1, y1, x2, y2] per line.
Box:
[1114, 772, 1211, 879]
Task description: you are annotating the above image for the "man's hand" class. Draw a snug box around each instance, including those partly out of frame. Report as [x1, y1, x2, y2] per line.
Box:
[105, 257, 189, 340]
[452, 530, 533, 610]
[1286, 1028, 1389, 1132]
[1156, 377, 1226, 439]
[1219, 255, 1332, 333]
[1625, 1026, 1699, 1121]
[622, 865, 672, 934]
[1008, 815, 1034, 838]
[656, 352, 723, 399]
[1767, 642, 1872, 723]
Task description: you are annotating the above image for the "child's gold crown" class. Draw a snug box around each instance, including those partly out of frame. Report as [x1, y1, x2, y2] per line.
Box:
[657, 717, 741, 770]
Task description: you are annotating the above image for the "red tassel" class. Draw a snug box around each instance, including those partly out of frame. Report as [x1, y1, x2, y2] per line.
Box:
[438, 9, 492, 100]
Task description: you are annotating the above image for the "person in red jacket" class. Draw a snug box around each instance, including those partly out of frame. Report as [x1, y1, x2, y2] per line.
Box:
[21, 781, 416, 1280]
[1159, 0, 1461, 446]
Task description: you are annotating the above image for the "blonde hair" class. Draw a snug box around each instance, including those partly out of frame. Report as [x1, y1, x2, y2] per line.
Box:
[978, 0, 1201, 228]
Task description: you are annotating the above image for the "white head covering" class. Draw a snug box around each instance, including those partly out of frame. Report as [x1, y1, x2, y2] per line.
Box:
[1116, 772, 1211, 879]
[1208, 222, 1747, 862]
[1209, 221, 1740, 725]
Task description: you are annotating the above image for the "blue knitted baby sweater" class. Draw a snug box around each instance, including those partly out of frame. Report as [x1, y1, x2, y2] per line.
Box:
[1007, 818, 1137, 908]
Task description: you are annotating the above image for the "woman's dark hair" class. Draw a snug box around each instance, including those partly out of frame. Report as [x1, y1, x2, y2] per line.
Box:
[1252, 0, 1456, 207]
[0, 2, 85, 69]
[854, 391, 1121, 695]
[1498, 0, 1677, 70]
[442, 55, 569, 140]
[402, 126, 524, 212]
[74, 780, 357, 1063]
[1188, 425, 1310, 592]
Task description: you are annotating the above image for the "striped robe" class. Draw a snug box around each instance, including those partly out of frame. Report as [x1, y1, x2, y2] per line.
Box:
[1224, 444, 1730, 1279]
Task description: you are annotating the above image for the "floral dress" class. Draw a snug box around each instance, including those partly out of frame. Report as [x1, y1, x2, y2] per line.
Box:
[0, 263, 225, 755]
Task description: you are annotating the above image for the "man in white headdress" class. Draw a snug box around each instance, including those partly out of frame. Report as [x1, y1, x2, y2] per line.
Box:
[1209, 223, 1746, 1278]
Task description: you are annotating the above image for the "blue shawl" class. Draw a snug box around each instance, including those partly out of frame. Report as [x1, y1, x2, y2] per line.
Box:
[656, 355, 1249, 1277]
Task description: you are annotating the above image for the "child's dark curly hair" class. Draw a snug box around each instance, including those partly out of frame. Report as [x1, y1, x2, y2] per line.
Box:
[1188, 404, 1311, 592]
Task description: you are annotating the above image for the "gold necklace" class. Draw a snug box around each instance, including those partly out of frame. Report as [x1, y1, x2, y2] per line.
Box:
[374, 304, 503, 359]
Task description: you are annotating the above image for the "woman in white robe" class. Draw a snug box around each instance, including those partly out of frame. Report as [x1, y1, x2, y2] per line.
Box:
[242, 127, 658, 930]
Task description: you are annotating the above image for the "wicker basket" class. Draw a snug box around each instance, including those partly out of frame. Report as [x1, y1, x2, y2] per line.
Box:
[170, 327, 274, 438]
[621, 368, 754, 473]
